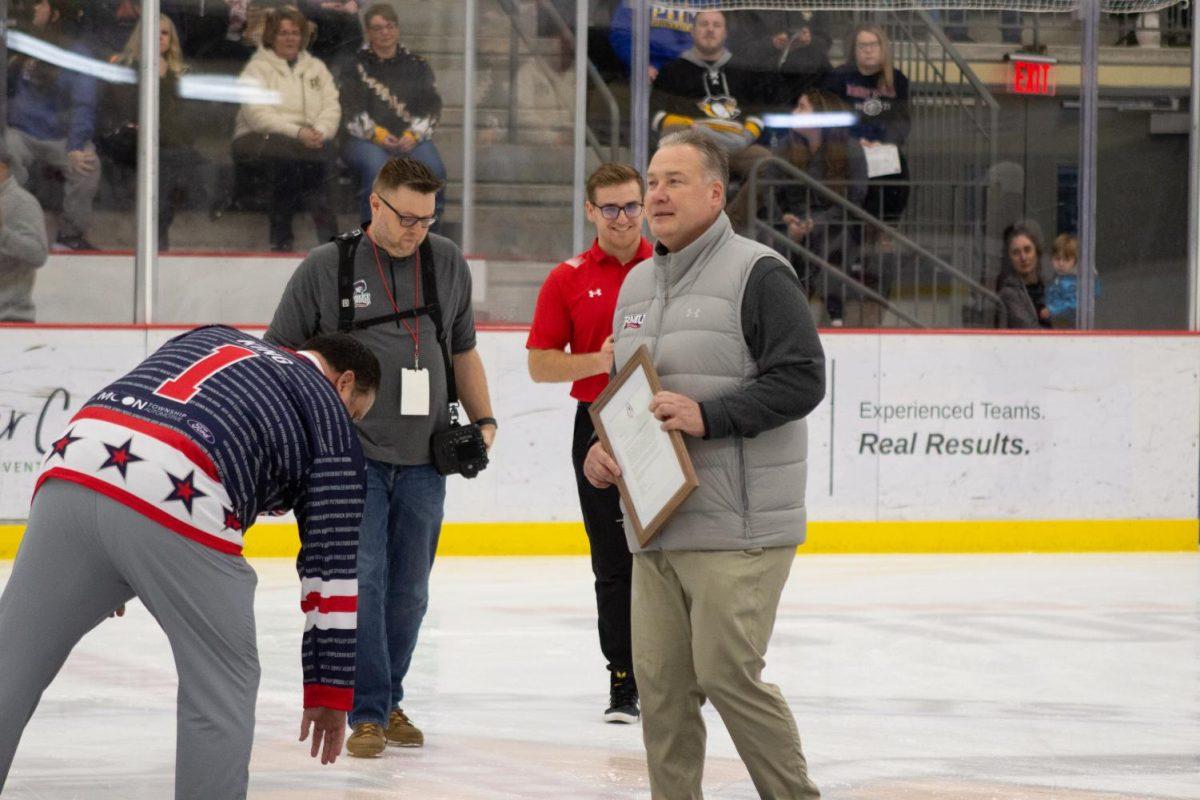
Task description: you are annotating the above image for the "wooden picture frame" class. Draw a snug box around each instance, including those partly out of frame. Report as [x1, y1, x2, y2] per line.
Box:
[588, 345, 699, 547]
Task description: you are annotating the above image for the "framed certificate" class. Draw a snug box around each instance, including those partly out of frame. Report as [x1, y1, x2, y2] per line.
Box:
[589, 345, 699, 546]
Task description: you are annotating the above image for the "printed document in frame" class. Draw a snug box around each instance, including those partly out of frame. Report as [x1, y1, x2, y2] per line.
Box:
[589, 346, 699, 546]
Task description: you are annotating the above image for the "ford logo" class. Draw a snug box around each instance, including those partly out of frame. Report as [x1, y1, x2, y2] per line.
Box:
[186, 419, 216, 444]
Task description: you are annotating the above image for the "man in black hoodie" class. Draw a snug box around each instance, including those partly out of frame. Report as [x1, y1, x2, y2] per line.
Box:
[651, 10, 778, 231]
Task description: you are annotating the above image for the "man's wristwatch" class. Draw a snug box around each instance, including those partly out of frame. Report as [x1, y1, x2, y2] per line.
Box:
[475, 417, 498, 429]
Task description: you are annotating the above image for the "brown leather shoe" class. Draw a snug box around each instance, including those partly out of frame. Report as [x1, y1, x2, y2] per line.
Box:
[386, 708, 424, 747]
[346, 722, 387, 758]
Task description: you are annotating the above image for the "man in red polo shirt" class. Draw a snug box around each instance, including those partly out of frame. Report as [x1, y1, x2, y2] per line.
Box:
[526, 163, 652, 723]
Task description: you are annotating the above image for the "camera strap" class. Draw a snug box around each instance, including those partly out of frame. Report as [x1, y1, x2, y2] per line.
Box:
[336, 229, 459, 410]
[415, 238, 460, 410]
[334, 229, 363, 334]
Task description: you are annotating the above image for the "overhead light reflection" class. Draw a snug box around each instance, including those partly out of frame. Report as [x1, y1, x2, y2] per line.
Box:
[5, 30, 280, 105]
[179, 74, 281, 105]
[763, 112, 858, 129]
[6, 30, 135, 84]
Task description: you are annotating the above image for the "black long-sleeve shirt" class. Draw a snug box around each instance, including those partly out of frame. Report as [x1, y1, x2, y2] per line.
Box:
[700, 256, 826, 439]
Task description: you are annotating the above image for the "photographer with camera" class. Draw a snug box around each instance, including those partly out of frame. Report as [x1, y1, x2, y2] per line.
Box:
[265, 156, 496, 759]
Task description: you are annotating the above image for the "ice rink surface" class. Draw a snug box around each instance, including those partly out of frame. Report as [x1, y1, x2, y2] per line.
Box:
[2, 552, 1198, 799]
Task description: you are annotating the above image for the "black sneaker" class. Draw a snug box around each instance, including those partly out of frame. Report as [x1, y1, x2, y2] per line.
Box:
[53, 234, 98, 252]
[605, 669, 639, 724]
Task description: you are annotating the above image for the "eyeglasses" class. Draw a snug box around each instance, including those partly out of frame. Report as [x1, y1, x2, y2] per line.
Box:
[367, 22, 398, 32]
[593, 201, 644, 220]
[376, 193, 437, 229]
[855, 40, 882, 50]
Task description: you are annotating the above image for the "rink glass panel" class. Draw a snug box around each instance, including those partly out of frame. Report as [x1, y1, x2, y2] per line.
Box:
[3, 3, 1192, 329]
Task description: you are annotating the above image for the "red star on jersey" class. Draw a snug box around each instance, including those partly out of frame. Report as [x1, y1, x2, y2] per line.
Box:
[99, 437, 143, 480]
[48, 428, 82, 460]
[222, 507, 243, 532]
[164, 470, 207, 515]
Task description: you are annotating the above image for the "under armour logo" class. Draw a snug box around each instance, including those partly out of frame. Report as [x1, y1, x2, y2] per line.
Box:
[684, 308, 701, 318]
[588, 288, 602, 298]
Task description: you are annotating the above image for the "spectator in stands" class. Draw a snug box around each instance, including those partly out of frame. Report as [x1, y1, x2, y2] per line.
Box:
[651, 10, 776, 231]
[295, 0, 363, 64]
[101, 14, 206, 250]
[609, 1, 694, 81]
[726, 10, 831, 101]
[776, 89, 867, 325]
[162, 0, 253, 63]
[823, 23, 911, 224]
[82, 0, 142, 58]
[226, 1, 363, 64]
[233, 6, 341, 252]
[5, 0, 102, 251]
[996, 222, 1052, 329]
[1045, 233, 1097, 328]
[0, 138, 51, 322]
[777, 13, 833, 103]
[341, 3, 445, 227]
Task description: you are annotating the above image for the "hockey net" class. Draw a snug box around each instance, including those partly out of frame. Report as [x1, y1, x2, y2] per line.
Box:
[648, 2, 1188, 14]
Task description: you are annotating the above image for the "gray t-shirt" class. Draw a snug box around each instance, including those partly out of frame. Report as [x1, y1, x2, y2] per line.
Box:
[265, 231, 477, 465]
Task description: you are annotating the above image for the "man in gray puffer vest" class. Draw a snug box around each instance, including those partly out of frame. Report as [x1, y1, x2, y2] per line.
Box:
[584, 129, 824, 798]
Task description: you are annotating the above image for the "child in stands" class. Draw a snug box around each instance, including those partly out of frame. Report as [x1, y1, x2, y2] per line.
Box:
[1045, 233, 1099, 328]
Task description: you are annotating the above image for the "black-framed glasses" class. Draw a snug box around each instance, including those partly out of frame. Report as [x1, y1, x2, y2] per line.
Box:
[376, 192, 437, 229]
[594, 201, 644, 220]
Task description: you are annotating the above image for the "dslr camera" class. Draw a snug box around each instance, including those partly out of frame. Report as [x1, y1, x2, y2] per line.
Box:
[431, 418, 489, 479]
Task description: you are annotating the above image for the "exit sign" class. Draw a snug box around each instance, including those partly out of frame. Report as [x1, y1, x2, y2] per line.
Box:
[1008, 53, 1058, 96]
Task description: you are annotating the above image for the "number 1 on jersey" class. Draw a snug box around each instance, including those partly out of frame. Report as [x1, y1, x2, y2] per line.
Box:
[155, 345, 257, 403]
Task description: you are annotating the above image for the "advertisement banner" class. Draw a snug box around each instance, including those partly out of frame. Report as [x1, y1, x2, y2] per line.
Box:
[1, 329, 1197, 526]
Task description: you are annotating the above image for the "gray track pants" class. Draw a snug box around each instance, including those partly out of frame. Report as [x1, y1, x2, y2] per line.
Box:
[0, 480, 261, 799]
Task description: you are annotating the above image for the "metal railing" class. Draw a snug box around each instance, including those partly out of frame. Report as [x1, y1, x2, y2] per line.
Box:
[495, 0, 621, 163]
[1063, 6, 1191, 47]
[877, 10, 1000, 287]
[744, 155, 1007, 328]
[927, 8, 1192, 48]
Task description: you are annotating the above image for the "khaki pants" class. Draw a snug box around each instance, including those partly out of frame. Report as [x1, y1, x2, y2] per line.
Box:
[632, 547, 820, 800]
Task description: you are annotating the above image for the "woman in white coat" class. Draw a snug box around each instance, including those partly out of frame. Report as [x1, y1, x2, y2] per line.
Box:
[233, 6, 341, 251]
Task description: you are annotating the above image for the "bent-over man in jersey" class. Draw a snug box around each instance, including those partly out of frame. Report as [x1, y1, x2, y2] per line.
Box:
[0, 325, 380, 799]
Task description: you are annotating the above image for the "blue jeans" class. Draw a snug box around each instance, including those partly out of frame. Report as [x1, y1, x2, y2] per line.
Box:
[350, 459, 446, 727]
[342, 136, 447, 227]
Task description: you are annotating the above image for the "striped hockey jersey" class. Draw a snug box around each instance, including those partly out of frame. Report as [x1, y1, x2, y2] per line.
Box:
[35, 325, 366, 711]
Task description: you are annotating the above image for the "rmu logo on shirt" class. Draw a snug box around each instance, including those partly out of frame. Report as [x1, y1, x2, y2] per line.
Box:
[588, 288, 602, 298]
[353, 280, 372, 309]
[623, 313, 646, 329]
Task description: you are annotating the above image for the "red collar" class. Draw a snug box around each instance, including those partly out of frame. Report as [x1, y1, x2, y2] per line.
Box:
[587, 237, 653, 269]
